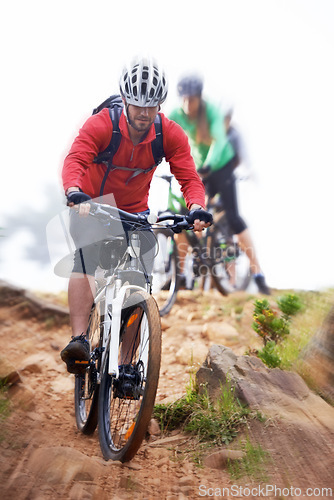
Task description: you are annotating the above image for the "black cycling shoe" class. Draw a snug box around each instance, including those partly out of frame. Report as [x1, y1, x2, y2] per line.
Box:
[60, 333, 90, 375]
[254, 274, 271, 295]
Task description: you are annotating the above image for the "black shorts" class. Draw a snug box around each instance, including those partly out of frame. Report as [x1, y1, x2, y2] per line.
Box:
[205, 157, 247, 235]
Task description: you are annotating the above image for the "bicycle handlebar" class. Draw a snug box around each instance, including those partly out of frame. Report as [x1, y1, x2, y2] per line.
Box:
[88, 201, 194, 233]
[89, 201, 148, 224]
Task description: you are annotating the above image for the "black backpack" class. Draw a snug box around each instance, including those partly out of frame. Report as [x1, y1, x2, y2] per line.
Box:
[92, 94, 165, 196]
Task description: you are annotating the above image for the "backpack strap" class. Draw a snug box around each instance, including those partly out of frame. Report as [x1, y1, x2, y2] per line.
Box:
[92, 94, 123, 115]
[93, 106, 122, 165]
[151, 114, 164, 166]
[97, 107, 122, 196]
[95, 110, 165, 196]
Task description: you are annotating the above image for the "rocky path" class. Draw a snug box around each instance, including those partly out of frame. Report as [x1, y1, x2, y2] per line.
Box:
[0, 284, 333, 499]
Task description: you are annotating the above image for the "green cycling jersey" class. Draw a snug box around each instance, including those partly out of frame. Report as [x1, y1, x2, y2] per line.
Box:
[169, 100, 235, 172]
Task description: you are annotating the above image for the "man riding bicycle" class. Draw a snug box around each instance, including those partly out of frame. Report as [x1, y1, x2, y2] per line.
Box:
[60, 58, 212, 373]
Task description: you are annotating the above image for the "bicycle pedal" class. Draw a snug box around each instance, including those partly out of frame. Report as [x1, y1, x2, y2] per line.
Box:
[66, 358, 90, 375]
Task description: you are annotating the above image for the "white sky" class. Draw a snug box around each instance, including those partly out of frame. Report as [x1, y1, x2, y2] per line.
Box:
[0, 0, 333, 292]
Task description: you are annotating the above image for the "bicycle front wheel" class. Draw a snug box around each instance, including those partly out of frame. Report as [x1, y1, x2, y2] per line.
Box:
[74, 303, 101, 435]
[152, 228, 179, 316]
[98, 291, 162, 462]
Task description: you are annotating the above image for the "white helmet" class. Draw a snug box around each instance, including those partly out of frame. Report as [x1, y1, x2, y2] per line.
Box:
[119, 58, 168, 107]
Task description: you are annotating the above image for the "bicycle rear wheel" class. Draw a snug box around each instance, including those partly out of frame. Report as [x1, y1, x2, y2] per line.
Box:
[209, 230, 251, 295]
[98, 291, 162, 462]
[152, 228, 179, 316]
[74, 303, 101, 435]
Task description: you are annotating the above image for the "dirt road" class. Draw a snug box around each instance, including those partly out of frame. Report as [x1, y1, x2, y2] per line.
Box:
[1, 286, 333, 499]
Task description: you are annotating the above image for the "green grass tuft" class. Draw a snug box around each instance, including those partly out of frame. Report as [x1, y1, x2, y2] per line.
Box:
[227, 436, 271, 482]
[0, 381, 11, 441]
[153, 379, 250, 448]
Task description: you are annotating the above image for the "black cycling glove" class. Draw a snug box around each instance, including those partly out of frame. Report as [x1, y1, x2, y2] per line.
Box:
[67, 191, 91, 206]
[187, 209, 213, 225]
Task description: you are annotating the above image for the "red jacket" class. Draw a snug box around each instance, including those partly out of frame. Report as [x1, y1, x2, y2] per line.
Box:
[62, 109, 205, 213]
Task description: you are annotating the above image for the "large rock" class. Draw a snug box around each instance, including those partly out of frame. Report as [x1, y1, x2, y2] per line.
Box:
[302, 305, 334, 404]
[204, 449, 245, 469]
[0, 355, 21, 385]
[175, 339, 209, 365]
[26, 446, 106, 485]
[196, 344, 334, 428]
[202, 321, 239, 345]
[0, 280, 69, 323]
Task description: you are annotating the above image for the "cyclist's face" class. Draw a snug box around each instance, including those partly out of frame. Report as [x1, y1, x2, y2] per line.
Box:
[127, 104, 159, 132]
[182, 96, 201, 120]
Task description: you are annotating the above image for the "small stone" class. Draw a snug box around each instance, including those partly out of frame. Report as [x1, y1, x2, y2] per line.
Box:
[26, 411, 43, 422]
[8, 383, 35, 411]
[144, 447, 170, 460]
[0, 356, 21, 385]
[179, 475, 193, 487]
[175, 341, 208, 365]
[122, 461, 142, 471]
[160, 318, 171, 331]
[180, 485, 193, 496]
[149, 434, 189, 447]
[156, 457, 170, 468]
[50, 342, 60, 351]
[151, 477, 161, 487]
[204, 449, 245, 469]
[148, 418, 161, 436]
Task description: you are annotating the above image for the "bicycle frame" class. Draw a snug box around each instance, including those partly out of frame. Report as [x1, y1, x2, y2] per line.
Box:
[73, 201, 196, 461]
[77, 202, 155, 383]
[94, 279, 145, 380]
[84, 201, 198, 379]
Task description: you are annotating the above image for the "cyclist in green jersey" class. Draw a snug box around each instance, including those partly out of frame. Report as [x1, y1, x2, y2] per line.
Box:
[169, 75, 270, 294]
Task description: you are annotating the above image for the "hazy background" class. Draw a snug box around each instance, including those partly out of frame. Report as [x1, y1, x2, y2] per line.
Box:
[1, 0, 333, 292]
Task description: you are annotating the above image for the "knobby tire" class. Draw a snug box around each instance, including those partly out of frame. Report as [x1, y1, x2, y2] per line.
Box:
[152, 228, 179, 316]
[98, 291, 162, 462]
[209, 225, 251, 295]
[74, 303, 102, 435]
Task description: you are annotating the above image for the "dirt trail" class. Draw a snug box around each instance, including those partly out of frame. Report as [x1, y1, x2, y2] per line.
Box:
[0, 285, 333, 499]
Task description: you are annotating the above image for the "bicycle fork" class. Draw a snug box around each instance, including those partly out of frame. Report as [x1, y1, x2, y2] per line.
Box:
[101, 282, 146, 379]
